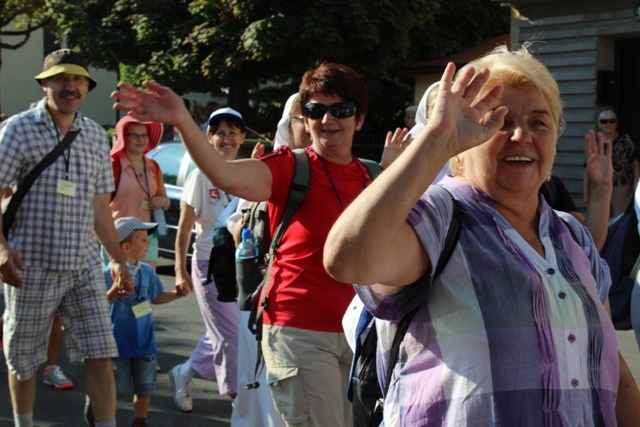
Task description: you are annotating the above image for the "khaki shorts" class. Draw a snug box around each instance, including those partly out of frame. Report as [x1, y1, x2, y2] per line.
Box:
[262, 324, 354, 427]
[3, 266, 118, 380]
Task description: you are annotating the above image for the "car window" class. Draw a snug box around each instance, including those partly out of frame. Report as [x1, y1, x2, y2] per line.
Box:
[185, 158, 197, 180]
[149, 144, 186, 186]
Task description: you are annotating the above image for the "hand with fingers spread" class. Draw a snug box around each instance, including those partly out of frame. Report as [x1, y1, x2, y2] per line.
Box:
[583, 129, 614, 249]
[421, 63, 508, 159]
[584, 129, 613, 190]
[112, 81, 189, 127]
[380, 127, 411, 169]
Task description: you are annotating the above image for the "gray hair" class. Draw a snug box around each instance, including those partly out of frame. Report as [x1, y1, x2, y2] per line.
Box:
[598, 110, 617, 121]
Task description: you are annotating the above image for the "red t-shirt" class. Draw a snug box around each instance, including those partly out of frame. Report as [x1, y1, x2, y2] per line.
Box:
[262, 147, 373, 332]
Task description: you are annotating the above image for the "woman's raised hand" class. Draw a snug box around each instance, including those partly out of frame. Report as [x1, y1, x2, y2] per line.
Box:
[584, 129, 613, 188]
[112, 81, 188, 126]
[380, 127, 411, 169]
[423, 63, 508, 157]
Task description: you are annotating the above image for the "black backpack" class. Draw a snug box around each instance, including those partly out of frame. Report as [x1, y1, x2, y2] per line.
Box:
[599, 198, 640, 330]
[350, 187, 461, 427]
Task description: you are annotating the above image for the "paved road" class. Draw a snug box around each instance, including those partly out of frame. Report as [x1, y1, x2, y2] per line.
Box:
[1, 265, 640, 426]
[0, 265, 232, 427]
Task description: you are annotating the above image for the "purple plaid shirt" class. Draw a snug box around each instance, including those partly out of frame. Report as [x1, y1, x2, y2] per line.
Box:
[356, 176, 617, 427]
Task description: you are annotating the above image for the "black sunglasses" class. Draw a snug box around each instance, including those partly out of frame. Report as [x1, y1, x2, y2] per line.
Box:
[303, 102, 357, 120]
[599, 118, 617, 125]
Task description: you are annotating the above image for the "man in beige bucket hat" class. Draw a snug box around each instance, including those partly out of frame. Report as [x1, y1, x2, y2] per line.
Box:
[0, 49, 132, 427]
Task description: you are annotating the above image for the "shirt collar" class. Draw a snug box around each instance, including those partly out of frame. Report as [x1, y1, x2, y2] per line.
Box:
[33, 97, 84, 132]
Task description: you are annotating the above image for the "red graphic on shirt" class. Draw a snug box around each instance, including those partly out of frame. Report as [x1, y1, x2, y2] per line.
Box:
[210, 188, 221, 200]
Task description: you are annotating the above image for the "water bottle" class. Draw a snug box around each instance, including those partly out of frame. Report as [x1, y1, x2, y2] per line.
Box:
[152, 208, 167, 236]
[236, 228, 261, 311]
[236, 228, 258, 260]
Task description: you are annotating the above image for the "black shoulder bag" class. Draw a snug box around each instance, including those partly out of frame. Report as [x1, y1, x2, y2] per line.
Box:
[2, 129, 80, 238]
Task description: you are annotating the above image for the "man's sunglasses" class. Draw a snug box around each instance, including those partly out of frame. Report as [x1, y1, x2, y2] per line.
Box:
[599, 118, 617, 125]
[303, 102, 357, 120]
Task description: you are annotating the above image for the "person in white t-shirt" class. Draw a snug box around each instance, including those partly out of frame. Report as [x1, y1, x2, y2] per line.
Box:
[169, 108, 245, 413]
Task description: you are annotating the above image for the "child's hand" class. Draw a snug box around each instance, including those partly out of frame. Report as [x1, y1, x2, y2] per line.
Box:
[107, 281, 133, 301]
[117, 286, 134, 298]
[176, 283, 190, 297]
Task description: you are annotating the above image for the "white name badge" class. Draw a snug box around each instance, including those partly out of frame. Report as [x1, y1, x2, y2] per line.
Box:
[140, 200, 150, 210]
[56, 179, 77, 197]
[131, 300, 153, 318]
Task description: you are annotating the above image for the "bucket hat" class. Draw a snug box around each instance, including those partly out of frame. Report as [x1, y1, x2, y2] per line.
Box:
[34, 49, 97, 91]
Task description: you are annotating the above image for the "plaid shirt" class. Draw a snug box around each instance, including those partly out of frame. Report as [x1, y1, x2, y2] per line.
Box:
[0, 98, 114, 270]
[357, 176, 617, 426]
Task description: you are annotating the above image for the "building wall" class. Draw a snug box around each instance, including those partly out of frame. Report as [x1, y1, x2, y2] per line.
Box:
[506, 1, 640, 209]
[1, 27, 119, 127]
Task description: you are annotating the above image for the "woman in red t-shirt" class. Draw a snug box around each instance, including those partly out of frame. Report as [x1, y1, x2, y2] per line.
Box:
[114, 62, 372, 427]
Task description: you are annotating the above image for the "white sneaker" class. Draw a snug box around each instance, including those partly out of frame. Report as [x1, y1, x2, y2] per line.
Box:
[169, 364, 193, 412]
[43, 365, 74, 390]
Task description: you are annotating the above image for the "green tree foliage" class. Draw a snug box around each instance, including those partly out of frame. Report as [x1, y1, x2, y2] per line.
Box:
[47, 0, 509, 135]
[1, 0, 51, 50]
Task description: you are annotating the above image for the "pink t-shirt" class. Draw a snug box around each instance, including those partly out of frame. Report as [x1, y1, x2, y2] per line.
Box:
[110, 155, 160, 222]
[262, 147, 372, 332]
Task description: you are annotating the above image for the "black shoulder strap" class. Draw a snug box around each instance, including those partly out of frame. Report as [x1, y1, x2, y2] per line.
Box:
[358, 158, 383, 181]
[3, 129, 80, 238]
[248, 148, 313, 384]
[621, 197, 640, 275]
[382, 186, 461, 398]
[268, 148, 311, 255]
[252, 148, 311, 336]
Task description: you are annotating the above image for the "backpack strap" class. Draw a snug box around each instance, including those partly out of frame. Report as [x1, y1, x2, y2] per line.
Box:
[376, 186, 461, 415]
[268, 148, 311, 255]
[148, 157, 164, 197]
[621, 198, 639, 276]
[247, 148, 312, 389]
[110, 155, 122, 202]
[250, 148, 312, 337]
[358, 158, 383, 181]
[110, 156, 162, 203]
[3, 129, 80, 238]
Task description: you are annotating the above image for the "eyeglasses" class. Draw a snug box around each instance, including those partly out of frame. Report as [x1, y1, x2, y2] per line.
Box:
[125, 133, 149, 139]
[303, 102, 357, 120]
[290, 115, 304, 121]
[599, 118, 617, 125]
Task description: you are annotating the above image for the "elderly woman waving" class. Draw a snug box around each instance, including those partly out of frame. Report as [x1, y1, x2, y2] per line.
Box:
[325, 46, 640, 426]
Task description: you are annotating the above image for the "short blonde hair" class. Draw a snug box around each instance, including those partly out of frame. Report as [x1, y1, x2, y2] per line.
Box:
[450, 44, 562, 175]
